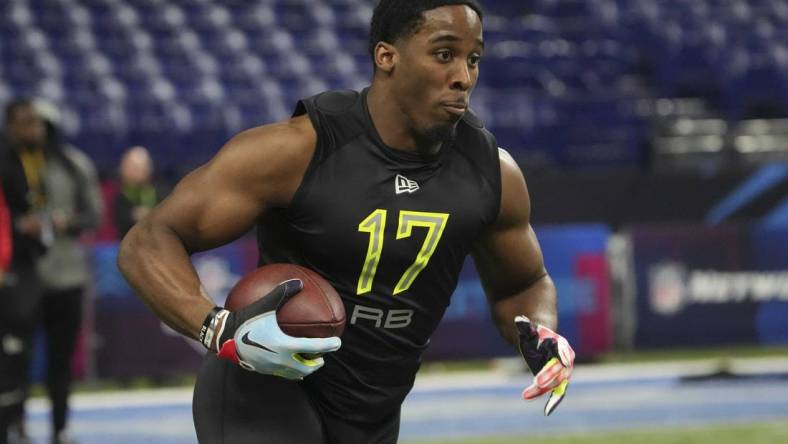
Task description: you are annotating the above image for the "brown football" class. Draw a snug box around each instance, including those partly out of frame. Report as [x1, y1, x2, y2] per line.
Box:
[224, 263, 345, 338]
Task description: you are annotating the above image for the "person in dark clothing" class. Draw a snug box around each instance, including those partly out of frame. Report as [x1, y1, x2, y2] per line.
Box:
[0, 182, 15, 444]
[119, 2, 575, 443]
[0, 99, 49, 444]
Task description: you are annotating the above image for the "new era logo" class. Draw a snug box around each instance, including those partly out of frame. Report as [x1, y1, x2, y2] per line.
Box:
[395, 174, 419, 194]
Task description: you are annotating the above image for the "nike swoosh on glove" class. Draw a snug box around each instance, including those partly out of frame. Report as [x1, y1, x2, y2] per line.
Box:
[216, 279, 342, 380]
[515, 315, 575, 416]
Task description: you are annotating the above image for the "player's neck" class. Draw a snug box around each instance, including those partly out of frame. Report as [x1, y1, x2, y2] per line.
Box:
[367, 85, 442, 155]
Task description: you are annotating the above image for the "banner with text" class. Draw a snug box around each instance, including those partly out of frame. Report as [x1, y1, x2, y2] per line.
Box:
[631, 224, 788, 348]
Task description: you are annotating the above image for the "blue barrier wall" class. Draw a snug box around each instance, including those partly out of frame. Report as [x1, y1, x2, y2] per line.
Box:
[429, 224, 612, 361]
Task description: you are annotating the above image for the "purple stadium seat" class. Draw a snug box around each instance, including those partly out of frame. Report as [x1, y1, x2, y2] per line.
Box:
[301, 28, 341, 54]
[0, 0, 782, 173]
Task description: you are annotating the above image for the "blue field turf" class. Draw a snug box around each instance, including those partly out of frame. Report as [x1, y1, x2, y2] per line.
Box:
[23, 365, 788, 444]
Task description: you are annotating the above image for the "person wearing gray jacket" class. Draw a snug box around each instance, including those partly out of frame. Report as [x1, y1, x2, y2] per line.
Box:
[30, 100, 102, 444]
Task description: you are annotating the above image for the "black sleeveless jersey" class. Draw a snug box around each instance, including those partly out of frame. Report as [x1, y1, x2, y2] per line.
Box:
[256, 88, 501, 422]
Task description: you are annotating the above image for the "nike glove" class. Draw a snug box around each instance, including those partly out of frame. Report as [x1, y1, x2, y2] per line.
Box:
[515, 315, 575, 416]
[203, 279, 342, 380]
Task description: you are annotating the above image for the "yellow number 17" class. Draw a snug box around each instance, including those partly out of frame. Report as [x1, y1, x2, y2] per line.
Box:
[357, 210, 450, 295]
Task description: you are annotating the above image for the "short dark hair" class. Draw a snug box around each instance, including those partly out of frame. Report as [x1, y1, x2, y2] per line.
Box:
[368, 0, 483, 64]
[4, 98, 33, 124]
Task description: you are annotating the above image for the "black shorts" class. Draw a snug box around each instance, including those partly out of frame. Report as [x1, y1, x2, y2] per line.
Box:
[193, 354, 400, 444]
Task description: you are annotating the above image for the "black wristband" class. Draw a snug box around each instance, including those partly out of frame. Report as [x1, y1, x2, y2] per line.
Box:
[199, 306, 224, 349]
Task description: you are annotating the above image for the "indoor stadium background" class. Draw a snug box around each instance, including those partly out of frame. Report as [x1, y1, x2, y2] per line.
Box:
[2, 0, 788, 443]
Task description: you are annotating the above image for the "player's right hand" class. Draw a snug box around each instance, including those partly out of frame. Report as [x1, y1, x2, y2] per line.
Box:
[208, 279, 342, 380]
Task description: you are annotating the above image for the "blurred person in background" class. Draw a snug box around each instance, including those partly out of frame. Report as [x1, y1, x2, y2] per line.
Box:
[0, 182, 14, 444]
[1, 99, 51, 444]
[0, 183, 11, 286]
[113, 146, 157, 239]
[1, 99, 102, 444]
[31, 100, 102, 444]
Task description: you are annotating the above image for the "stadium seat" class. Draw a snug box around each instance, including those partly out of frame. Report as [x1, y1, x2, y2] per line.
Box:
[0, 0, 784, 172]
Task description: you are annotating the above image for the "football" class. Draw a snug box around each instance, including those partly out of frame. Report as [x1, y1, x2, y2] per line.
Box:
[224, 263, 346, 338]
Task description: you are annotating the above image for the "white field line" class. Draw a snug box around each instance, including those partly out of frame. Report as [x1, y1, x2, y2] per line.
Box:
[413, 356, 788, 389]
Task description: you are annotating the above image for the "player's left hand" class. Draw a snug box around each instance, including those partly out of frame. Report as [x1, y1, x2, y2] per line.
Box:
[515, 315, 575, 416]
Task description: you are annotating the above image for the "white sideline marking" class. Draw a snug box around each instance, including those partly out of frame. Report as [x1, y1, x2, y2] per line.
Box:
[414, 356, 788, 386]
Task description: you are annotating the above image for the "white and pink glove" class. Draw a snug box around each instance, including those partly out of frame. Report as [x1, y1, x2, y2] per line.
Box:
[515, 315, 575, 416]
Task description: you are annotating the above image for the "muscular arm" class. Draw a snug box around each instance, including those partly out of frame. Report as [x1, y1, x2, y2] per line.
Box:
[117, 115, 316, 340]
[471, 149, 557, 347]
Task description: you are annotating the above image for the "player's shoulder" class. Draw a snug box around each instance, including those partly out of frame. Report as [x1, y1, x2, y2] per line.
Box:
[202, 115, 318, 206]
[217, 115, 317, 177]
[294, 89, 367, 155]
[496, 146, 526, 187]
[310, 89, 361, 114]
[294, 89, 362, 119]
[497, 147, 517, 168]
[233, 114, 316, 149]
